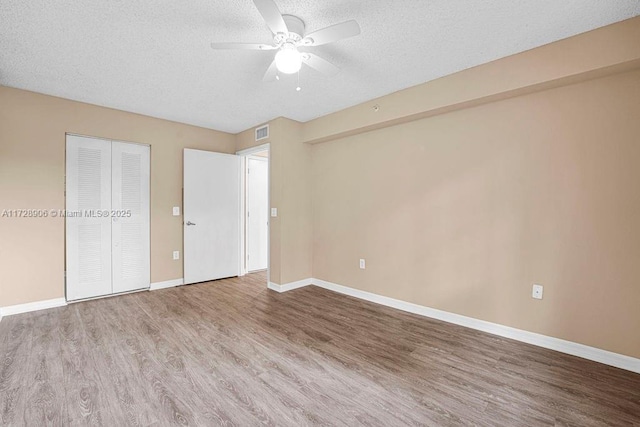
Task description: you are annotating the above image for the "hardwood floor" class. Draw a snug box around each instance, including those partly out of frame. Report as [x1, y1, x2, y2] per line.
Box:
[1, 272, 639, 426]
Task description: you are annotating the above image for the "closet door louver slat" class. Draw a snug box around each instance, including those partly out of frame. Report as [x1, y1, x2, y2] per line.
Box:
[66, 135, 113, 301]
[111, 141, 150, 294]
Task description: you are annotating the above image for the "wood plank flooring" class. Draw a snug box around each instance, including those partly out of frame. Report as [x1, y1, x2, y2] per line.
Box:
[1, 272, 639, 426]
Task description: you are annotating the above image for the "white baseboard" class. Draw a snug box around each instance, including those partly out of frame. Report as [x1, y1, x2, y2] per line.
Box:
[268, 278, 313, 293]
[269, 277, 640, 374]
[150, 278, 184, 291]
[0, 297, 67, 319]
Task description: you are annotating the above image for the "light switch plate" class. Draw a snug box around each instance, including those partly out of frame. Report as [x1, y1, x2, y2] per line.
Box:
[532, 284, 543, 299]
[271, 208, 278, 217]
[173, 251, 180, 260]
[172, 206, 180, 216]
[359, 259, 366, 269]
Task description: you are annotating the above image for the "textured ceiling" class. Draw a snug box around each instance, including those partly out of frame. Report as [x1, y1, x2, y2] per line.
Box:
[1, 1, 639, 134]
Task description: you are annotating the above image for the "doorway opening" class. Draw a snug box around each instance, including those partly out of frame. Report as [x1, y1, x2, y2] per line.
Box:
[237, 143, 270, 287]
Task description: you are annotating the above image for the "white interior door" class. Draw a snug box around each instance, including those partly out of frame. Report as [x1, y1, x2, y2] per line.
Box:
[184, 149, 240, 284]
[246, 157, 268, 272]
[66, 135, 113, 301]
[111, 141, 150, 294]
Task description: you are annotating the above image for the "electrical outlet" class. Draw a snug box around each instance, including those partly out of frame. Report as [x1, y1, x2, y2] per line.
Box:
[173, 251, 180, 260]
[172, 206, 180, 216]
[532, 284, 543, 300]
[359, 259, 366, 269]
[271, 208, 278, 217]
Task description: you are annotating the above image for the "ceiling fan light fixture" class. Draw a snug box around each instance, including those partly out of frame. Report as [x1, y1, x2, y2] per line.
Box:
[275, 45, 302, 74]
[210, 1, 362, 83]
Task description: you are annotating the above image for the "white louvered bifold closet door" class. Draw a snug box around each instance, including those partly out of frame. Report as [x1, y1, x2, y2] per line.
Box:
[66, 135, 113, 301]
[111, 141, 150, 294]
[66, 135, 150, 301]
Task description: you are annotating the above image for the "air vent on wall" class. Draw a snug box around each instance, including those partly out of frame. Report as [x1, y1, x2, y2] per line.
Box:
[255, 125, 269, 141]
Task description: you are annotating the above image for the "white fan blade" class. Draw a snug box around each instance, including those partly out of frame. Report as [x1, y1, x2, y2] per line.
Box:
[253, 0, 288, 35]
[301, 20, 361, 46]
[211, 42, 276, 50]
[301, 53, 340, 76]
[263, 59, 278, 82]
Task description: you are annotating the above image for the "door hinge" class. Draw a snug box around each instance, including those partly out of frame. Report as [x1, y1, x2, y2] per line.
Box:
[247, 211, 250, 217]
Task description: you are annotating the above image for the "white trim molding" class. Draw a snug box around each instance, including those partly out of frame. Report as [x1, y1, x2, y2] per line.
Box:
[237, 142, 271, 283]
[268, 278, 313, 293]
[150, 278, 184, 291]
[0, 297, 67, 319]
[235, 142, 270, 157]
[266, 277, 640, 374]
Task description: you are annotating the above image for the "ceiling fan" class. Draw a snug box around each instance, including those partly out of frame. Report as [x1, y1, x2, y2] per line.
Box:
[211, 0, 361, 83]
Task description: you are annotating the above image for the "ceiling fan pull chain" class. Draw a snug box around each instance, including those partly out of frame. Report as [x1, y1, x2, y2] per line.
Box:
[296, 71, 302, 92]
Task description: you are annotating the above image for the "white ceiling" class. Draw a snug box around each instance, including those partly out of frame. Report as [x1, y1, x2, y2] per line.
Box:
[1, 1, 639, 134]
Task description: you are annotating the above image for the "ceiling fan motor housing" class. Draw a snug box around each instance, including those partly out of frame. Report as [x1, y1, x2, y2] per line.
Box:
[276, 15, 305, 44]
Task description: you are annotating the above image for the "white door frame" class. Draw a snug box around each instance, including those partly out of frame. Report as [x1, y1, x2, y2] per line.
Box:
[245, 156, 268, 273]
[236, 143, 270, 285]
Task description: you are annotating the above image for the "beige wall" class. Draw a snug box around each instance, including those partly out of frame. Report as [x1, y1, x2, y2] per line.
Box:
[302, 16, 640, 144]
[312, 68, 640, 359]
[276, 118, 313, 284]
[236, 118, 313, 286]
[0, 86, 235, 307]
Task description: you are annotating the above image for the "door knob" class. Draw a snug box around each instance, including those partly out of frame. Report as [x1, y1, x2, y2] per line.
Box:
[186, 221, 196, 226]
